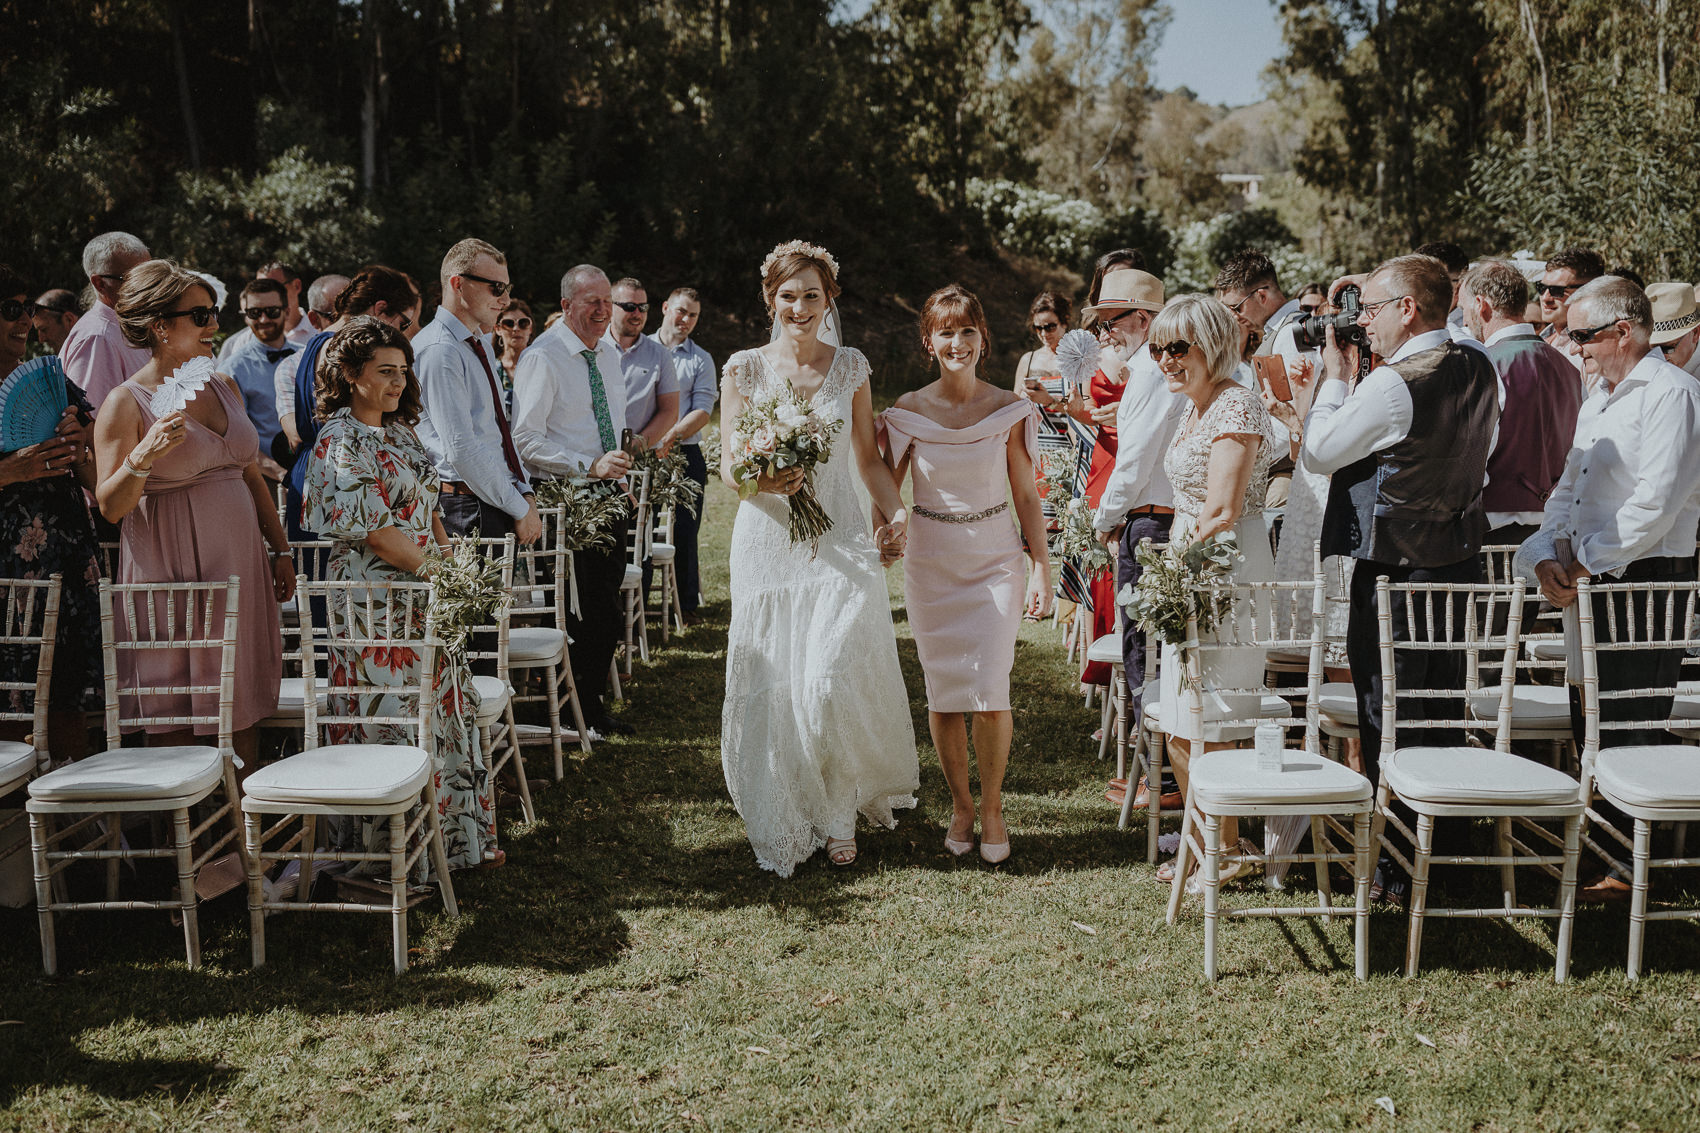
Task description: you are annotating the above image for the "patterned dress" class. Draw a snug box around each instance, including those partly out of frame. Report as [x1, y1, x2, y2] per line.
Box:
[0, 379, 103, 715]
[304, 408, 494, 873]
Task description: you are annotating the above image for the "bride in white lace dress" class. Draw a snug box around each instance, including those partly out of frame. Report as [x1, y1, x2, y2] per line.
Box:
[719, 241, 919, 875]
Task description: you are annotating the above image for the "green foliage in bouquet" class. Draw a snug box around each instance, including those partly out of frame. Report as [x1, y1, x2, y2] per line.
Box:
[420, 536, 513, 651]
[1118, 531, 1243, 648]
[1037, 449, 1074, 512]
[532, 475, 631, 552]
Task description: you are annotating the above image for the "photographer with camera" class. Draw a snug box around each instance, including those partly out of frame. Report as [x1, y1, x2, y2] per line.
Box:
[1300, 254, 1501, 905]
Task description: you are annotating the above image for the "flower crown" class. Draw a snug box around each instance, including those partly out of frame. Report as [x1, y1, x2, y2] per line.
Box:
[761, 240, 840, 284]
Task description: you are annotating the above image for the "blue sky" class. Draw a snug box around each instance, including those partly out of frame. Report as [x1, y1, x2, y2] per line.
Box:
[1150, 0, 1285, 107]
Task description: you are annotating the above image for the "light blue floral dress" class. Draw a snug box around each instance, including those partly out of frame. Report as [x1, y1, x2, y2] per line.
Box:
[304, 408, 494, 873]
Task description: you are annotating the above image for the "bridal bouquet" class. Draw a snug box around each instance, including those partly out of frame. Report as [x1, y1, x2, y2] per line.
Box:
[1051, 496, 1113, 578]
[730, 391, 842, 550]
[1118, 531, 1243, 648]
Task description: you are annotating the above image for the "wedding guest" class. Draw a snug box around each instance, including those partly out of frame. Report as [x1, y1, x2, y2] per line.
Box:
[1082, 248, 1145, 328]
[304, 273, 351, 332]
[1146, 295, 1279, 887]
[1216, 250, 1305, 511]
[0, 265, 101, 763]
[1646, 281, 1700, 378]
[1518, 276, 1700, 900]
[29, 289, 81, 353]
[1538, 248, 1606, 381]
[223, 277, 295, 480]
[303, 317, 498, 871]
[1413, 241, 1470, 340]
[511, 264, 632, 736]
[493, 298, 534, 408]
[1459, 259, 1580, 546]
[414, 238, 540, 545]
[1303, 254, 1499, 903]
[1013, 290, 1074, 615]
[274, 265, 419, 539]
[60, 231, 151, 411]
[93, 260, 291, 765]
[652, 287, 717, 624]
[217, 259, 313, 367]
[607, 278, 680, 448]
[1295, 283, 1326, 317]
[878, 284, 1049, 863]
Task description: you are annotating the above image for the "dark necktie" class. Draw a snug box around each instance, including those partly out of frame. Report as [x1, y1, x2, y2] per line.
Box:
[266, 347, 296, 364]
[465, 336, 526, 482]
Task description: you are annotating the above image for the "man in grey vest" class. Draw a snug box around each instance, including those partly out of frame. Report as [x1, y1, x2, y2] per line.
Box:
[1303, 254, 1500, 900]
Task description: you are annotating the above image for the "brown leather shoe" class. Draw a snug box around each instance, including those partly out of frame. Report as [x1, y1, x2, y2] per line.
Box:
[1580, 874, 1633, 902]
[1133, 779, 1184, 810]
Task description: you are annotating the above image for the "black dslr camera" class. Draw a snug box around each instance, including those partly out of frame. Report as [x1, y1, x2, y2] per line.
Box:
[1292, 283, 1369, 353]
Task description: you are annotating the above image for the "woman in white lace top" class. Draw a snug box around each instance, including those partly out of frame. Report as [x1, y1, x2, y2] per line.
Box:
[1148, 295, 1279, 884]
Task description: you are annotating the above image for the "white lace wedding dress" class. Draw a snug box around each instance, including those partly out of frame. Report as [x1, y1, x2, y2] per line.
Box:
[721, 346, 919, 876]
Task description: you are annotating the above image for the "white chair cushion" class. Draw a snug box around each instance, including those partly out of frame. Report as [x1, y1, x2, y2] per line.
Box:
[1141, 688, 1286, 729]
[1384, 746, 1580, 807]
[1470, 684, 1570, 728]
[472, 675, 508, 725]
[1264, 649, 1308, 671]
[1593, 746, 1700, 810]
[1086, 633, 1122, 665]
[509, 626, 565, 664]
[650, 543, 676, 563]
[274, 676, 330, 715]
[1524, 635, 1566, 662]
[242, 744, 430, 808]
[1318, 681, 1357, 724]
[29, 746, 225, 803]
[0, 740, 39, 788]
[1190, 748, 1373, 809]
[621, 565, 642, 590]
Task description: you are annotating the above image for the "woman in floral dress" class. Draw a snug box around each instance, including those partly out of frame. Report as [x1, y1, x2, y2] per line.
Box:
[0, 264, 102, 762]
[303, 317, 497, 872]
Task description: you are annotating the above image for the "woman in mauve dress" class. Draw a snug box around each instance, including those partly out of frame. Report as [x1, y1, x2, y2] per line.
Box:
[877, 285, 1051, 865]
[94, 260, 291, 765]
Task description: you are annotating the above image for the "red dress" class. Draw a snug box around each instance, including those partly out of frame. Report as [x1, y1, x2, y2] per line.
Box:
[1080, 367, 1124, 686]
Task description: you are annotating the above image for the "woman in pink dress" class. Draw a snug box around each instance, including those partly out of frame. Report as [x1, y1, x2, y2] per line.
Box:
[877, 285, 1051, 864]
[93, 260, 292, 764]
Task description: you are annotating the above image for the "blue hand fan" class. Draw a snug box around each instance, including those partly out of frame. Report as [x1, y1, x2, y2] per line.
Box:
[0, 356, 70, 453]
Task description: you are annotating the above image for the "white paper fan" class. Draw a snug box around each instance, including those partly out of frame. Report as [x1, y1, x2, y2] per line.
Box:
[1055, 329, 1102, 390]
[150, 355, 215, 416]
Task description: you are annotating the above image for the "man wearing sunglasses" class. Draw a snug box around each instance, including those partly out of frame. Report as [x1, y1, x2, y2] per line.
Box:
[1304, 254, 1501, 905]
[305, 273, 351, 332]
[652, 287, 716, 625]
[606, 278, 680, 450]
[222, 277, 295, 480]
[1535, 248, 1605, 383]
[217, 259, 316, 369]
[59, 230, 152, 411]
[414, 237, 541, 548]
[1518, 275, 1700, 899]
[29, 289, 81, 353]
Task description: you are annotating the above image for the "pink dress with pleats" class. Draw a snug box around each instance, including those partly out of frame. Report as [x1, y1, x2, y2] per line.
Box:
[879, 401, 1038, 713]
[117, 377, 282, 734]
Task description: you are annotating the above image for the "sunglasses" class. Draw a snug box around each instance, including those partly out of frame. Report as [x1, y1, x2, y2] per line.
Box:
[613, 301, 650, 313]
[1567, 321, 1621, 346]
[499, 316, 532, 330]
[1148, 339, 1193, 360]
[460, 271, 512, 297]
[1032, 320, 1061, 333]
[1224, 286, 1266, 315]
[160, 306, 219, 327]
[1535, 282, 1578, 298]
[397, 313, 413, 333]
[1099, 308, 1139, 329]
[243, 305, 284, 321]
[0, 299, 27, 321]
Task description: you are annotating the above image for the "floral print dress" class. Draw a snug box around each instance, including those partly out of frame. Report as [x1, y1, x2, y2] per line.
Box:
[304, 408, 494, 873]
[0, 379, 103, 716]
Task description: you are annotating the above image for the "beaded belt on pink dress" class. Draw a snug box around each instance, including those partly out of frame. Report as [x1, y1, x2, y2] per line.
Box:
[912, 501, 1008, 524]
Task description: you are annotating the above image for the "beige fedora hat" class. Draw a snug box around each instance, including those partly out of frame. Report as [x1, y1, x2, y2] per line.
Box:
[1084, 269, 1165, 317]
[1648, 281, 1700, 345]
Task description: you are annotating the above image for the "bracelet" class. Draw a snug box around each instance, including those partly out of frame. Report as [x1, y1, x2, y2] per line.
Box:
[123, 458, 151, 478]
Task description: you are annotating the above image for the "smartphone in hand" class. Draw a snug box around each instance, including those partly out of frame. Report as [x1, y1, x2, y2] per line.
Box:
[1250, 355, 1292, 402]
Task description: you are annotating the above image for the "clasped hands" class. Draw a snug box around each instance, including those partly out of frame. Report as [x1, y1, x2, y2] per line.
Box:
[873, 517, 906, 566]
[1534, 554, 1591, 608]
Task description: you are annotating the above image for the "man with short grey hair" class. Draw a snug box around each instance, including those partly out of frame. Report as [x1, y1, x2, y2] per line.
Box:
[513, 264, 633, 735]
[305, 273, 351, 331]
[60, 231, 151, 409]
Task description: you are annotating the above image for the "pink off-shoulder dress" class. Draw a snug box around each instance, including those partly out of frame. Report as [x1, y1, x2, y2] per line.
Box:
[117, 376, 282, 734]
[879, 401, 1038, 713]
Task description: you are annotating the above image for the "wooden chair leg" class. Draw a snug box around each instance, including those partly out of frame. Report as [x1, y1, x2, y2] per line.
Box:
[173, 808, 201, 970]
[424, 781, 458, 920]
[104, 811, 121, 901]
[1202, 814, 1221, 981]
[1495, 817, 1517, 910]
[298, 814, 318, 902]
[1166, 802, 1194, 926]
[1405, 814, 1436, 978]
[560, 658, 592, 755]
[245, 810, 267, 968]
[389, 812, 408, 975]
[1628, 819, 1652, 980]
[1555, 815, 1580, 983]
[542, 663, 566, 780]
[1311, 815, 1333, 923]
[30, 812, 58, 977]
[503, 702, 536, 823]
[1353, 811, 1372, 981]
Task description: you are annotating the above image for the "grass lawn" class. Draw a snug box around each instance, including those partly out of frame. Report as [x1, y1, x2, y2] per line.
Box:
[5, 475, 1700, 1132]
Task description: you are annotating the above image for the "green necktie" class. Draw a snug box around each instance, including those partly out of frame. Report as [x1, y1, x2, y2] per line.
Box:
[582, 349, 618, 453]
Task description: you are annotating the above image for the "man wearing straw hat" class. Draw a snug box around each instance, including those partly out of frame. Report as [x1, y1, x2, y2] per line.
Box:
[1091, 268, 1182, 809]
[1647, 281, 1700, 379]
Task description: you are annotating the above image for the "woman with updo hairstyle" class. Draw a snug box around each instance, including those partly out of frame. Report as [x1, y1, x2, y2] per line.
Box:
[92, 258, 290, 762]
[718, 239, 919, 875]
[303, 316, 497, 872]
[0, 263, 102, 763]
[275, 264, 420, 539]
[1144, 294, 1280, 887]
[876, 284, 1050, 863]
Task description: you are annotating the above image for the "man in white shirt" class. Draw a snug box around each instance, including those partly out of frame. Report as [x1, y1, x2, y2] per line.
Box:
[59, 231, 151, 411]
[1088, 268, 1181, 808]
[1304, 254, 1500, 901]
[512, 264, 633, 734]
[1645, 282, 1700, 379]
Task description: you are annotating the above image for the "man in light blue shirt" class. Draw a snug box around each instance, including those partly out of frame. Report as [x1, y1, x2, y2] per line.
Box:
[653, 287, 717, 621]
[413, 237, 541, 545]
[223, 277, 294, 480]
[605, 277, 680, 445]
